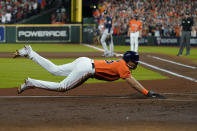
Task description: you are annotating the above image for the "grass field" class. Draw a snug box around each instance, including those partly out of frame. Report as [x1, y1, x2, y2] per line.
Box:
[1, 44, 196, 88]
[0, 44, 97, 52]
[1, 44, 196, 60]
[0, 58, 167, 88]
[115, 45, 197, 60]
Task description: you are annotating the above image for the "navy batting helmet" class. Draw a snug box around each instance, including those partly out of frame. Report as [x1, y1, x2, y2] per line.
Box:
[123, 51, 139, 63]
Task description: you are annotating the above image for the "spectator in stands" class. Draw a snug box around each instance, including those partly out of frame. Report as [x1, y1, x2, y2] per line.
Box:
[32, 0, 38, 14]
[51, 13, 56, 24]
[51, 7, 67, 24]
[154, 26, 161, 45]
[0, 0, 55, 24]
[191, 26, 197, 37]
[16, 7, 22, 22]
[60, 6, 67, 23]
[94, 0, 197, 37]
[1, 12, 6, 24]
[5, 10, 12, 24]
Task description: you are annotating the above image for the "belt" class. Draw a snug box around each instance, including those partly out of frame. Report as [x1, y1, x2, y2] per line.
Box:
[131, 31, 137, 33]
[91, 62, 95, 78]
[92, 63, 95, 69]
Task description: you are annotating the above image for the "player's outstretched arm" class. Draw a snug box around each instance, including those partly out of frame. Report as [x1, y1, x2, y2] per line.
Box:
[125, 76, 165, 99]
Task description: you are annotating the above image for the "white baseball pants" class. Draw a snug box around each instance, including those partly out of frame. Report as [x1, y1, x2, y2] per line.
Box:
[130, 31, 139, 52]
[27, 51, 95, 91]
[100, 29, 114, 56]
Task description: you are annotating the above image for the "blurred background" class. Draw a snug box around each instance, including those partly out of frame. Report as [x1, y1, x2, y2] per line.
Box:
[0, 0, 197, 46]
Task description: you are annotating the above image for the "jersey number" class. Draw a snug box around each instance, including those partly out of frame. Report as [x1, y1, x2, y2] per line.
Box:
[105, 60, 119, 64]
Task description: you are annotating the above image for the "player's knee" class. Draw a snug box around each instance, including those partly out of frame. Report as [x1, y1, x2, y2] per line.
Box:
[49, 68, 60, 76]
[101, 37, 105, 42]
[100, 38, 105, 43]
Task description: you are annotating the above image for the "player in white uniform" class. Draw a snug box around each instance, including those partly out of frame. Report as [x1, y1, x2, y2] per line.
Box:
[128, 15, 142, 52]
[13, 45, 165, 99]
[100, 11, 114, 57]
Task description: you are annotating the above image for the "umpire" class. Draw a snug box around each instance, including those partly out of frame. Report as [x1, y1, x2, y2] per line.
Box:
[177, 11, 194, 56]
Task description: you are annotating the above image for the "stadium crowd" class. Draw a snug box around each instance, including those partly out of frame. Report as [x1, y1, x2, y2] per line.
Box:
[93, 0, 197, 37]
[0, 0, 54, 24]
[51, 6, 67, 24]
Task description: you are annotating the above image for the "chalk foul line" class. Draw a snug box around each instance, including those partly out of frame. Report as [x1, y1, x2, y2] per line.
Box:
[149, 55, 196, 69]
[139, 61, 197, 83]
[83, 44, 123, 57]
[0, 95, 196, 102]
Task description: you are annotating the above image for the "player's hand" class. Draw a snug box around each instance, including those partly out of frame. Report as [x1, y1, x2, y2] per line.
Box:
[147, 91, 166, 99]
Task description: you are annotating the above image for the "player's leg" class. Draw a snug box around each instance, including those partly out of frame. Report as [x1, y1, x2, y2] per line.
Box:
[18, 57, 95, 93]
[13, 45, 32, 58]
[109, 34, 114, 57]
[130, 33, 135, 51]
[185, 32, 191, 56]
[14, 45, 75, 76]
[134, 32, 139, 52]
[100, 30, 109, 56]
[29, 50, 79, 76]
[177, 32, 186, 56]
[18, 78, 61, 93]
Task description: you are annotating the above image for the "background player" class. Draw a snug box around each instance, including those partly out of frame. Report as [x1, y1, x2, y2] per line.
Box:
[14, 45, 164, 99]
[100, 10, 114, 57]
[128, 14, 142, 52]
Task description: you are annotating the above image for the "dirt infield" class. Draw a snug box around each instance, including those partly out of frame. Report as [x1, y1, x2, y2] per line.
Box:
[0, 51, 197, 131]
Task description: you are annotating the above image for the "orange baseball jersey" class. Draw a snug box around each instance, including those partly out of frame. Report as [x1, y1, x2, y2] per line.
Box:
[93, 59, 131, 81]
[129, 19, 142, 32]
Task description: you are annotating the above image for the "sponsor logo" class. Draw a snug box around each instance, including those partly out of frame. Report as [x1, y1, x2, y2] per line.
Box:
[18, 31, 67, 37]
[17, 26, 70, 42]
[161, 38, 177, 43]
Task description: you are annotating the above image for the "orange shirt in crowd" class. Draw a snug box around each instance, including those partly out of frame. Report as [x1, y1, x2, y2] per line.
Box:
[129, 19, 142, 32]
[99, 6, 105, 14]
[94, 59, 131, 81]
[15, 1, 20, 6]
[41, 0, 46, 9]
[175, 25, 181, 37]
[113, 27, 119, 35]
[93, 10, 100, 18]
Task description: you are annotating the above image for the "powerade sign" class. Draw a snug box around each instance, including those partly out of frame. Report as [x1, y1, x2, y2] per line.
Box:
[17, 26, 70, 42]
[0, 26, 5, 42]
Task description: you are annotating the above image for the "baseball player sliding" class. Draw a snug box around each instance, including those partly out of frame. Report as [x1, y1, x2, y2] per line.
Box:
[128, 15, 142, 52]
[13, 45, 165, 99]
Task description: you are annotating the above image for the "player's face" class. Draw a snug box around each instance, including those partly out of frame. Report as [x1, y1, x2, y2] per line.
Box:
[127, 61, 138, 70]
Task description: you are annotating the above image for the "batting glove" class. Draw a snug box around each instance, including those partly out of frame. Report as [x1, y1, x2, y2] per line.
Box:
[147, 91, 166, 99]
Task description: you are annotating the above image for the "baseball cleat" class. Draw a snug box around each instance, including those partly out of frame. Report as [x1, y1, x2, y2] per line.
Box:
[17, 83, 26, 94]
[115, 53, 123, 57]
[17, 78, 31, 94]
[13, 45, 32, 58]
[102, 52, 111, 57]
[13, 50, 20, 58]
